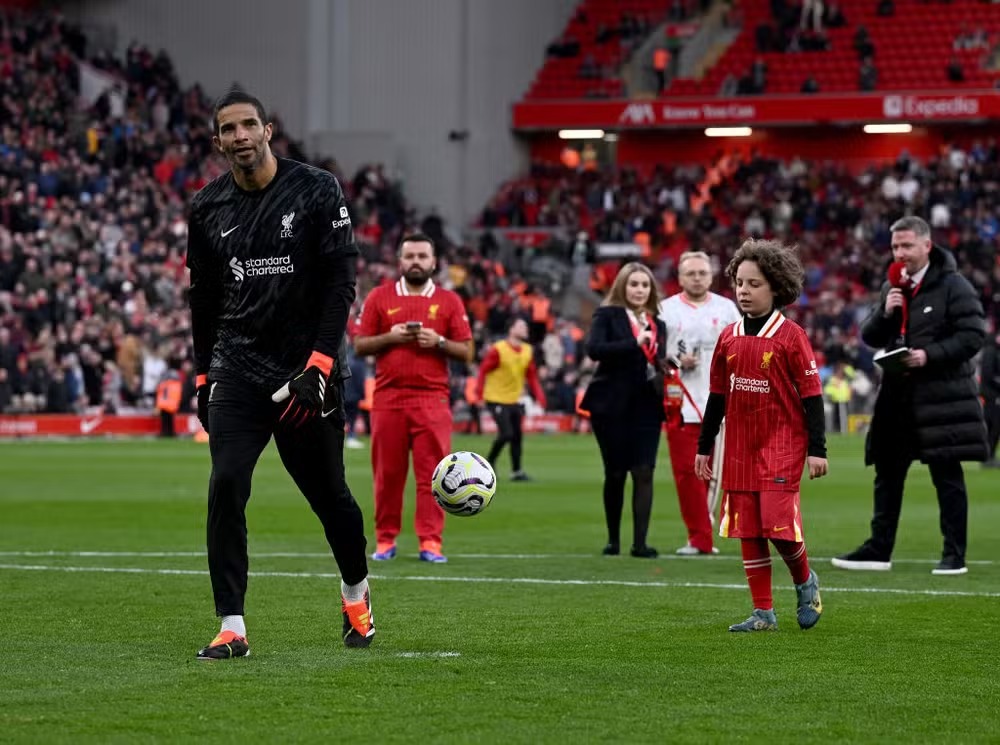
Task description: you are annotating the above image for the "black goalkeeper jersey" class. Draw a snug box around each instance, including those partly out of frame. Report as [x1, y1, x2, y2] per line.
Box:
[186, 158, 358, 390]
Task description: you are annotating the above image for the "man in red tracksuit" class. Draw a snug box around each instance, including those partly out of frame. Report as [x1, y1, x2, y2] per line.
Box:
[354, 233, 473, 563]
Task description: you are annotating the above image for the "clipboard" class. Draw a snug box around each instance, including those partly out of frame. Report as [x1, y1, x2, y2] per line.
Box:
[873, 346, 910, 373]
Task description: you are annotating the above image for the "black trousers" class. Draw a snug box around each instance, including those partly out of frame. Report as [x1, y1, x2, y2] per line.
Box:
[486, 402, 524, 472]
[159, 411, 175, 437]
[870, 454, 968, 562]
[207, 378, 368, 616]
[985, 398, 1000, 459]
[344, 399, 360, 436]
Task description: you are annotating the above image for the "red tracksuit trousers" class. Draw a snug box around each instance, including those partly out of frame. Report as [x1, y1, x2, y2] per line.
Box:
[666, 417, 715, 552]
[370, 404, 451, 546]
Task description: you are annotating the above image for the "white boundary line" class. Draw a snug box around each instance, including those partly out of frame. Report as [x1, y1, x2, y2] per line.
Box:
[0, 563, 997, 598]
[0, 550, 993, 566]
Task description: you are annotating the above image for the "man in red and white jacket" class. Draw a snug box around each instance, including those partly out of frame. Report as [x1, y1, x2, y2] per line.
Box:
[659, 251, 740, 555]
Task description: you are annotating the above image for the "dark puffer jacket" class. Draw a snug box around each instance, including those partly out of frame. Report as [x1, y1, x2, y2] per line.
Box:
[862, 245, 988, 464]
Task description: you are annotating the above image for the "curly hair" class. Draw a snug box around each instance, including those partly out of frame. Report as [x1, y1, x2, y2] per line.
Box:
[725, 239, 805, 309]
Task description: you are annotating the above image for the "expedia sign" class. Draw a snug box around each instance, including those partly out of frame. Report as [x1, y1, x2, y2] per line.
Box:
[882, 95, 980, 119]
[513, 92, 1000, 130]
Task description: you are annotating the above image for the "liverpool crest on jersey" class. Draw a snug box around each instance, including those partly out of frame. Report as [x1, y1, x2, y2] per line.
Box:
[281, 211, 295, 238]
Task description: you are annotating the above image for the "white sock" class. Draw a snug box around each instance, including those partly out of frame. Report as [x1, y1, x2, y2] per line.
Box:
[221, 615, 246, 637]
[341, 577, 369, 602]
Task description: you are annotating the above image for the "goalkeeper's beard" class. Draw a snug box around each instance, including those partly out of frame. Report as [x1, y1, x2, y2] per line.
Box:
[404, 267, 433, 286]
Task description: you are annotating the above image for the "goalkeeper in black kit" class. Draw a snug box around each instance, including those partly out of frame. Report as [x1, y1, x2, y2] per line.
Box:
[186, 89, 373, 659]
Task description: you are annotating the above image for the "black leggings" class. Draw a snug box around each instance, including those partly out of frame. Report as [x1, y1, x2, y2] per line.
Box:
[602, 465, 654, 549]
[206, 378, 368, 616]
[486, 402, 524, 472]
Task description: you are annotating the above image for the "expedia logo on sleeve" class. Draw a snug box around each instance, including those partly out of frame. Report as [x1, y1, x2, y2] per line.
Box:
[331, 205, 352, 229]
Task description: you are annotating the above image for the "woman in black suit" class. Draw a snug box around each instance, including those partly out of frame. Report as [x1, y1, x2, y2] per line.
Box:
[581, 262, 667, 558]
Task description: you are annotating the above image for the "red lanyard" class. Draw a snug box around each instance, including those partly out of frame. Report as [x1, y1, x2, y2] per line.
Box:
[900, 278, 923, 336]
[629, 313, 658, 365]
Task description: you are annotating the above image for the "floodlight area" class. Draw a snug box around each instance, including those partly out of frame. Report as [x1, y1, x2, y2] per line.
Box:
[704, 127, 753, 137]
[863, 123, 913, 134]
[558, 129, 605, 139]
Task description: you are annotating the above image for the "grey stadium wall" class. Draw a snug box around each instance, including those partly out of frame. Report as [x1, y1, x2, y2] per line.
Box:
[59, 0, 579, 227]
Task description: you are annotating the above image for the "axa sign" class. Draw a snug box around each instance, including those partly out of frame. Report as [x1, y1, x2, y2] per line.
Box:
[618, 102, 656, 125]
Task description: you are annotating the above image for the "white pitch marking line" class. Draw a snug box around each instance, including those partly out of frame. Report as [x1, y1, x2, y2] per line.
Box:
[0, 563, 997, 598]
[395, 652, 461, 658]
[0, 551, 208, 558]
[0, 550, 993, 566]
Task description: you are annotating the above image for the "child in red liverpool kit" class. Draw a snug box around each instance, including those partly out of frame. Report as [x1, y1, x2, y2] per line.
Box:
[695, 239, 829, 632]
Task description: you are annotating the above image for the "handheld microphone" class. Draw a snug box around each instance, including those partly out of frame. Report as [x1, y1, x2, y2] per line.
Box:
[887, 261, 909, 290]
[886, 261, 910, 347]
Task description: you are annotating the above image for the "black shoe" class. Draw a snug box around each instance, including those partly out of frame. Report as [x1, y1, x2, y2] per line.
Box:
[931, 556, 968, 576]
[630, 545, 658, 558]
[511, 470, 533, 482]
[831, 543, 891, 571]
[196, 630, 249, 660]
[982, 458, 1000, 469]
[602, 543, 620, 556]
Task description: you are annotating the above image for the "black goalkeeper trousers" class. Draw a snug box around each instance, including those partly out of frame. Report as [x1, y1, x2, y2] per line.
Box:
[206, 378, 369, 616]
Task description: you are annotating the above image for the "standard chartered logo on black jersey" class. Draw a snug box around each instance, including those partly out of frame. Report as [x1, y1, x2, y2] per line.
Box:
[229, 255, 294, 281]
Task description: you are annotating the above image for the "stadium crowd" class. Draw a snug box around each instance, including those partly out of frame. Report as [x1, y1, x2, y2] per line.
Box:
[484, 150, 1000, 364]
[1, 8, 998, 433]
[0, 9, 584, 419]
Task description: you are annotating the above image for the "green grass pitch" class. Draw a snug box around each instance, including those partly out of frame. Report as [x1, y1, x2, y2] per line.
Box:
[1, 434, 998, 743]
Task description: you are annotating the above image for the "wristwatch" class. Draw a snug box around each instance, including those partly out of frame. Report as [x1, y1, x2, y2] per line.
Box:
[437, 335, 447, 350]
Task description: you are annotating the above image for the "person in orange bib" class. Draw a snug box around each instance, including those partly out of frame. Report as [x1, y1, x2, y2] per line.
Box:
[475, 317, 546, 481]
[155, 371, 182, 438]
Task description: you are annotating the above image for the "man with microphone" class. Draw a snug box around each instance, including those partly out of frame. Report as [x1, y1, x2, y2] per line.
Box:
[833, 217, 988, 576]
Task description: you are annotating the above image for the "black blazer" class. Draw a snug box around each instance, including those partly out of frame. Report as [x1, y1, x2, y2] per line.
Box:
[581, 305, 667, 417]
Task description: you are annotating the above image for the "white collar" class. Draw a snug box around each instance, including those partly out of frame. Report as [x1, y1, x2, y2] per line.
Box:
[626, 308, 647, 326]
[909, 262, 930, 287]
[734, 309, 785, 338]
[395, 278, 435, 297]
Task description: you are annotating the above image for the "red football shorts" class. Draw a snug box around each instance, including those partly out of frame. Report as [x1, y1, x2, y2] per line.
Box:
[719, 490, 803, 541]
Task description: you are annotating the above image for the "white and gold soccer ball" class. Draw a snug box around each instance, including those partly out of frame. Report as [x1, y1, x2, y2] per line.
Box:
[431, 451, 496, 516]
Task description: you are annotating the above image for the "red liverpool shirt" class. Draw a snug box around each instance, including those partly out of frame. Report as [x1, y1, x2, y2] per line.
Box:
[357, 279, 472, 409]
[709, 310, 822, 491]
